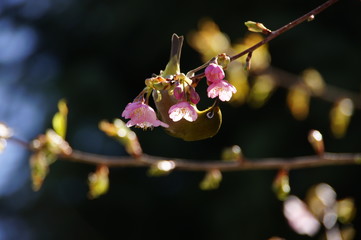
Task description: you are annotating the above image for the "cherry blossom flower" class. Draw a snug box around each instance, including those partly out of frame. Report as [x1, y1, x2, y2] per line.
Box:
[205, 63, 225, 83]
[168, 101, 198, 122]
[207, 80, 237, 101]
[122, 101, 169, 129]
[283, 196, 320, 237]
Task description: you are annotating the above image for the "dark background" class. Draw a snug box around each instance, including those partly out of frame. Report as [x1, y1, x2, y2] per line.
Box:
[0, 0, 360, 239]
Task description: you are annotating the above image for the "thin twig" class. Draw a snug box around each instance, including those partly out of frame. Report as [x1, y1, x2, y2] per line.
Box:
[59, 150, 361, 172]
[191, 0, 339, 82]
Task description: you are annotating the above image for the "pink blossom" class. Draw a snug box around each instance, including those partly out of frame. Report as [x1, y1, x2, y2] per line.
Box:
[205, 63, 225, 83]
[122, 101, 169, 129]
[207, 80, 237, 101]
[283, 196, 320, 237]
[168, 101, 198, 122]
[173, 83, 185, 100]
[189, 87, 200, 104]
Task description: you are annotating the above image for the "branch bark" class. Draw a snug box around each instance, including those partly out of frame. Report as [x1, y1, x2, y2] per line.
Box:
[60, 150, 361, 172]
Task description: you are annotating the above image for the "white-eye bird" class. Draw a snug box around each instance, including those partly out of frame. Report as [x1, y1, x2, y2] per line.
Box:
[152, 34, 222, 141]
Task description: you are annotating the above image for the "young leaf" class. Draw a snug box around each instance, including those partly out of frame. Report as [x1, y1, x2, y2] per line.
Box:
[52, 99, 68, 139]
[199, 169, 222, 190]
[88, 165, 109, 199]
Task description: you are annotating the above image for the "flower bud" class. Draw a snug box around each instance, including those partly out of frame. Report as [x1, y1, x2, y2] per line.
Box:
[337, 198, 356, 224]
[216, 53, 230, 69]
[199, 169, 222, 190]
[330, 98, 354, 138]
[302, 68, 325, 96]
[189, 86, 200, 104]
[205, 63, 225, 82]
[272, 169, 290, 201]
[247, 74, 275, 108]
[287, 84, 310, 120]
[88, 165, 109, 199]
[173, 82, 185, 100]
[308, 130, 324, 155]
[99, 119, 143, 158]
[147, 160, 175, 176]
[244, 21, 272, 34]
[221, 145, 242, 162]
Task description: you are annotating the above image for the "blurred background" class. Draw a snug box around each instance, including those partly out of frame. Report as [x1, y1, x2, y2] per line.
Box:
[0, 0, 360, 239]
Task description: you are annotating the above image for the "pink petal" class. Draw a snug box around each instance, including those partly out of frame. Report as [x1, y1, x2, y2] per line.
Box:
[189, 87, 200, 104]
[207, 80, 237, 101]
[168, 102, 198, 122]
[205, 63, 225, 83]
[122, 101, 168, 129]
[283, 196, 320, 237]
[173, 83, 185, 100]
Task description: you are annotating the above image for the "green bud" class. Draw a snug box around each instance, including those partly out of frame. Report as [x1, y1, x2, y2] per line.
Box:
[245, 21, 272, 34]
[221, 145, 242, 162]
[147, 160, 175, 176]
[52, 99, 68, 139]
[99, 119, 143, 158]
[88, 165, 109, 199]
[199, 169, 222, 190]
[272, 169, 290, 201]
[216, 53, 230, 69]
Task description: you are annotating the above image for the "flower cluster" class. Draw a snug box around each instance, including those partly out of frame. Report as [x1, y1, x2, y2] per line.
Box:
[205, 63, 237, 102]
[122, 62, 236, 130]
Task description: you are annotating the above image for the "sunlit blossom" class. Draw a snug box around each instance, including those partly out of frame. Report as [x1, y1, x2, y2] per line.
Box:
[205, 63, 225, 82]
[283, 196, 321, 237]
[168, 101, 198, 122]
[207, 80, 237, 101]
[122, 101, 169, 129]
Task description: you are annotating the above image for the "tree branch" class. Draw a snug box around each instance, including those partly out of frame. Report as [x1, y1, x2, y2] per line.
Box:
[191, 0, 340, 82]
[60, 150, 361, 172]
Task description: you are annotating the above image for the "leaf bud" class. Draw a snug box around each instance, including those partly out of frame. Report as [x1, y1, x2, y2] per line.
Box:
[147, 160, 175, 176]
[88, 165, 109, 199]
[330, 98, 354, 138]
[272, 169, 290, 201]
[287, 84, 310, 120]
[245, 21, 272, 34]
[52, 99, 68, 139]
[308, 129, 324, 156]
[221, 145, 242, 162]
[199, 169, 222, 190]
[247, 74, 275, 108]
[216, 53, 230, 69]
[99, 119, 142, 158]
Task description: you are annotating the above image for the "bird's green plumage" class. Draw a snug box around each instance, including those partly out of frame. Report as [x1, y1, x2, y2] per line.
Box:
[153, 34, 222, 141]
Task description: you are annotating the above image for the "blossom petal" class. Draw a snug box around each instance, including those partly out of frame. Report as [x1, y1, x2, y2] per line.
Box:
[122, 101, 168, 129]
[205, 63, 225, 83]
[283, 196, 321, 237]
[207, 80, 237, 101]
[168, 101, 198, 122]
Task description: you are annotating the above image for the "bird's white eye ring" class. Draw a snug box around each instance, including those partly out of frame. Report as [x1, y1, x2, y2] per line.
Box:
[206, 111, 214, 119]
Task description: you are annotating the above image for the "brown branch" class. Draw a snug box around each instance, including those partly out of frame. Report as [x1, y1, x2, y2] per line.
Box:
[60, 150, 361, 172]
[191, 0, 340, 82]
